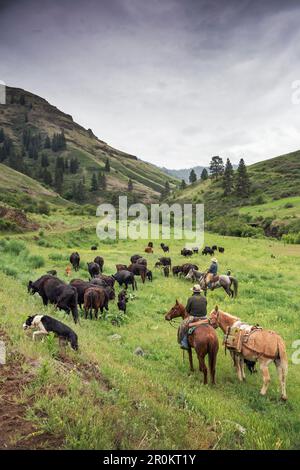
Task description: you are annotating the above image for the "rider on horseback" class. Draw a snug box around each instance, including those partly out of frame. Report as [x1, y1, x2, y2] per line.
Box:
[206, 258, 218, 288]
[179, 285, 207, 350]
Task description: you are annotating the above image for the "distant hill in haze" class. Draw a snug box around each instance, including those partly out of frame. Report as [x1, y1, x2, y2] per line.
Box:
[160, 165, 207, 182]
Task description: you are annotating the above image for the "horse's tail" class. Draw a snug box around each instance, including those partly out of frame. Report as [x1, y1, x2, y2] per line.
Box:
[277, 336, 288, 366]
[230, 276, 238, 297]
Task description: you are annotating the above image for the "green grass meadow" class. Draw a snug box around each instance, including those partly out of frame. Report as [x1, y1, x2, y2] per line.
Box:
[0, 226, 299, 450]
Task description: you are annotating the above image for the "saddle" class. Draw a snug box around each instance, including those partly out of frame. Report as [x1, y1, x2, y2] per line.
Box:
[224, 324, 261, 353]
[188, 318, 209, 335]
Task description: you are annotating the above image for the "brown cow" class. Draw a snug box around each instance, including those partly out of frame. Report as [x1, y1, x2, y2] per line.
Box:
[144, 247, 153, 253]
[128, 263, 147, 283]
[84, 287, 108, 320]
[116, 264, 127, 272]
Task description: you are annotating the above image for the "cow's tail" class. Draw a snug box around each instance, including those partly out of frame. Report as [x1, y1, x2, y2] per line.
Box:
[230, 277, 238, 297]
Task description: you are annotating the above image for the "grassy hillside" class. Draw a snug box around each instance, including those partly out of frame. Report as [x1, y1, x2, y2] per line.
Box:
[170, 151, 300, 239]
[0, 226, 299, 450]
[0, 87, 178, 205]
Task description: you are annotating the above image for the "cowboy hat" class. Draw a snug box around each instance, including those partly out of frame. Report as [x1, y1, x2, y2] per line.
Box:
[190, 284, 202, 293]
[211, 257, 218, 263]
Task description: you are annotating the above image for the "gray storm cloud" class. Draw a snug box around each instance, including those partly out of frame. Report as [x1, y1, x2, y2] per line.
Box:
[0, 0, 300, 168]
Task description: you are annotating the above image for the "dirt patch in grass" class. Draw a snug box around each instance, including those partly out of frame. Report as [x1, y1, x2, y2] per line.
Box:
[55, 354, 111, 391]
[0, 330, 63, 450]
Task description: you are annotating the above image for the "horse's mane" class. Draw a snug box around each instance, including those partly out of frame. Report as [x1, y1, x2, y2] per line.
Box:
[218, 309, 240, 321]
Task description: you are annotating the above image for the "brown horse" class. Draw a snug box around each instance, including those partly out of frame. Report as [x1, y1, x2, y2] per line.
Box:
[209, 306, 288, 400]
[165, 300, 219, 384]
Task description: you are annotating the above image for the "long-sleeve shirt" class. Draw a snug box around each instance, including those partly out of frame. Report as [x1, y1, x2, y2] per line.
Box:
[185, 294, 207, 317]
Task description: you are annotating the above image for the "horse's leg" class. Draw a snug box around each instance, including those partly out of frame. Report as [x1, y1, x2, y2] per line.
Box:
[236, 355, 243, 382]
[275, 359, 288, 401]
[198, 354, 208, 385]
[259, 358, 272, 396]
[188, 348, 194, 372]
[208, 348, 217, 385]
[240, 356, 246, 381]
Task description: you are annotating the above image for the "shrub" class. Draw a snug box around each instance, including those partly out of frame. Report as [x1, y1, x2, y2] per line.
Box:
[284, 203, 294, 209]
[5, 240, 26, 255]
[48, 253, 64, 261]
[28, 255, 45, 269]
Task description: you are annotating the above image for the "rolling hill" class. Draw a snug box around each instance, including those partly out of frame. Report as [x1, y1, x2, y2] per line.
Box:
[169, 150, 300, 239]
[0, 86, 178, 207]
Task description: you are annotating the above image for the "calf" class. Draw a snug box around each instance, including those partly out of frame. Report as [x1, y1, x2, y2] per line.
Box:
[163, 266, 170, 277]
[94, 256, 104, 272]
[23, 315, 78, 350]
[113, 270, 137, 290]
[146, 270, 153, 282]
[160, 243, 169, 253]
[70, 252, 80, 271]
[172, 265, 182, 276]
[87, 262, 100, 278]
[84, 287, 108, 319]
[117, 290, 128, 313]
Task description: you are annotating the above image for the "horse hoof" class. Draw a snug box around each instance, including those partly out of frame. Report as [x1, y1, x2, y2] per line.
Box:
[281, 395, 287, 401]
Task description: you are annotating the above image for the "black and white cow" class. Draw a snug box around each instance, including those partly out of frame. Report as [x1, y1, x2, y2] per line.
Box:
[23, 315, 78, 350]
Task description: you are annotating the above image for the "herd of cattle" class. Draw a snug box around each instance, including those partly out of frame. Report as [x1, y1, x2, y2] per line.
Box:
[27, 243, 224, 325]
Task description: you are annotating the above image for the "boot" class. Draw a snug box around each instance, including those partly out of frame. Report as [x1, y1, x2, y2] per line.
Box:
[180, 334, 190, 350]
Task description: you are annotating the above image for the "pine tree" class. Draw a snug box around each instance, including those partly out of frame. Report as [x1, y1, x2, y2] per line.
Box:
[180, 179, 186, 190]
[128, 179, 133, 192]
[44, 135, 51, 149]
[201, 168, 208, 181]
[41, 153, 49, 168]
[223, 158, 234, 195]
[105, 158, 110, 172]
[189, 169, 197, 184]
[164, 180, 170, 195]
[70, 157, 79, 174]
[73, 180, 86, 203]
[91, 173, 98, 191]
[43, 169, 53, 186]
[235, 158, 250, 197]
[0, 128, 5, 143]
[98, 172, 106, 190]
[209, 156, 224, 179]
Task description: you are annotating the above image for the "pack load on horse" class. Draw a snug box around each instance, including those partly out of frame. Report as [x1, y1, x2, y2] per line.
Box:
[165, 289, 219, 384]
[209, 306, 288, 400]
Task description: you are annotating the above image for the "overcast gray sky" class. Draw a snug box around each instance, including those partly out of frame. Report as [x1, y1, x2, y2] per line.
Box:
[1, 0, 300, 168]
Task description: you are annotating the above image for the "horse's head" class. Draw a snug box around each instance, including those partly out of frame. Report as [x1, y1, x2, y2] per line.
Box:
[209, 305, 220, 329]
[165, 300, 186, 321]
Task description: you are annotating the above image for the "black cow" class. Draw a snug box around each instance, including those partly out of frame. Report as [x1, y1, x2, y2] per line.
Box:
[148, 242, 153, 248]
[113, 270, 137, 290]
[163, 266, 170, 277]
[28, 275, 78, 323]
[181, 263, 199, 276]
[130, 254, 142, 264]
[181, 248, 193, 257]
[212, 245, 217, 251]
[202, 246, 214, 256]
[160, 243, 169, 253]
[70, 279, 91, 309]
[70, 252, 80, 271]
[192, 247, 199, 254]
[94, 256, 104, 272]
[172, 265, 182, 276]
[128, 263, 147, 283]
[146, 270, 153, 282]
[158, 257, 171, 267]
[91, 245, 98, 251]
[87, 262, 100, 278]
[218, 247, 225, 253]
[117, 290, 128, 313]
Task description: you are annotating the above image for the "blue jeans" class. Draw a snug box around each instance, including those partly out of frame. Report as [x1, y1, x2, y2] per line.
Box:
[180, 334, 190, 350]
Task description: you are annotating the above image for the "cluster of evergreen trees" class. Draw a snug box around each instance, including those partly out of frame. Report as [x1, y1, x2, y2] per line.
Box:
[185, 155, 250, 197]
[90, 172, 107, 192]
